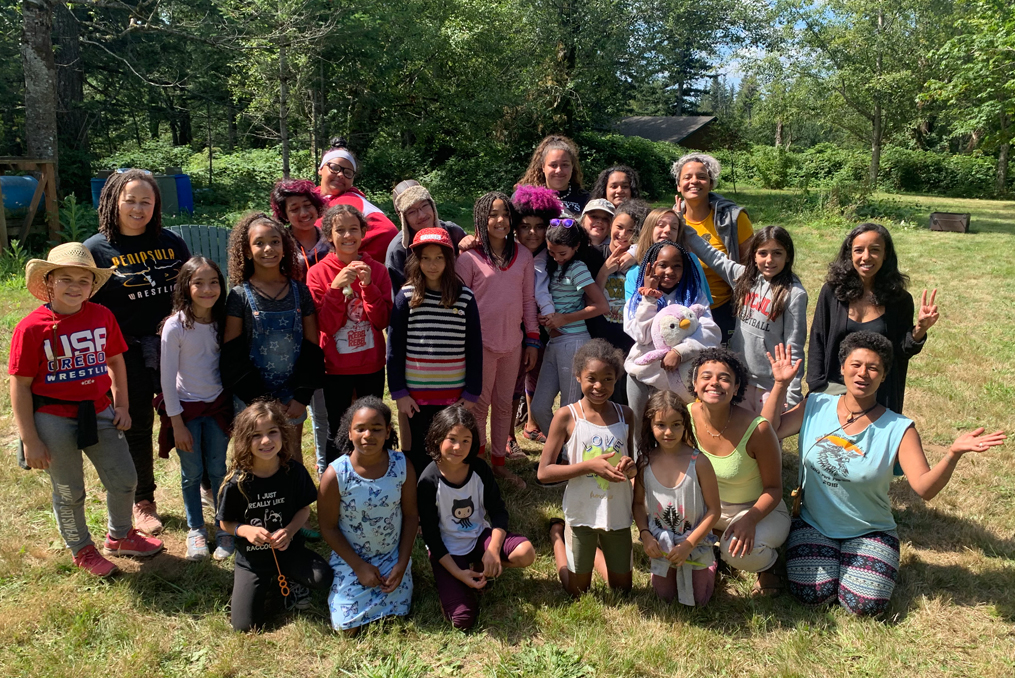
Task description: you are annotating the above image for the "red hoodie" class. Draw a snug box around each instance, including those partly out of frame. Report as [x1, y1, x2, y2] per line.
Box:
[314, 186, 399, 264]
[306, 252, 392, 375]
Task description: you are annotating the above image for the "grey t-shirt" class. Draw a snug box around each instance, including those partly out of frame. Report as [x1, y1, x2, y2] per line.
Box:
[686, 233, 808, 404]
[225, 280, 316, 346]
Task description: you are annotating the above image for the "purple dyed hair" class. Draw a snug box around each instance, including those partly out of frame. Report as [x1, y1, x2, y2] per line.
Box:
[270, 178, 325, 224]
[511, 184, 563, 223]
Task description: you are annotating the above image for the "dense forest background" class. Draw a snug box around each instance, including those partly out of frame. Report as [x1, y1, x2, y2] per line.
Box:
[1, 0, 1012, 215]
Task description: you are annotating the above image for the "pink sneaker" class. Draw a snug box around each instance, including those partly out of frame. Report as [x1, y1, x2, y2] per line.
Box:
[103, 528, 165, 558]
[73, 544, 120, 577]
[132, 500, 164, 536]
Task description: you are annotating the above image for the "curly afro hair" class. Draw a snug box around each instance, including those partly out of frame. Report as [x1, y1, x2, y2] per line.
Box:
[687, 348, 749, 406]
[270, 178, 325, 224]
[511, 184, 563, 223]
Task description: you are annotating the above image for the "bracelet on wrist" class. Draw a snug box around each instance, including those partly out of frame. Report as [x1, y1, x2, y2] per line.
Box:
[233, 524, 241, 537]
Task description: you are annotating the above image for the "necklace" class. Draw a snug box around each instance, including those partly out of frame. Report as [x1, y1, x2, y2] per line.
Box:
[250, 279, 288, 300]
[840, 397, 879, 427]
[699, 405, 732, 439]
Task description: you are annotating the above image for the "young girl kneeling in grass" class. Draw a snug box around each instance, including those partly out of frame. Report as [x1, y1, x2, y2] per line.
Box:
[10, 244, 164, 577]
[537, 339, 636, 597]
[318, 397, 417, 635]
[217, 400, 332, 631]
[417, 406, 535, 629]
[633, 390, 720, 606]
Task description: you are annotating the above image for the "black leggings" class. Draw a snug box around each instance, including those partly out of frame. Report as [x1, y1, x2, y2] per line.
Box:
[711, 301, 736, 347]
[122, 344, 159, 503]
[230, 545, 333, 631]
[405, 403, 446, 478]
[323, 370, 386, 465]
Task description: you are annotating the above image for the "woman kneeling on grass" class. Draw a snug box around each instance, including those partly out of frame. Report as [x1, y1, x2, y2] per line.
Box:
[767, 332, 1006, 616]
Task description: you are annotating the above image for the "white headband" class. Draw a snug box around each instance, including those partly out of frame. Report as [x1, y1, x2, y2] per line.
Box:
[320, 148, 357, 172]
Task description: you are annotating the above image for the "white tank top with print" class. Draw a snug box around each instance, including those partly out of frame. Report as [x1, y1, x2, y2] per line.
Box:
[562, 401, 634, 531]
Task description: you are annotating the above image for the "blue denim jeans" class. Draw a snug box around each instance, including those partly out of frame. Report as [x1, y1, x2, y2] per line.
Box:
[36, 407, 136, 556]
[177, 416, 229, 530]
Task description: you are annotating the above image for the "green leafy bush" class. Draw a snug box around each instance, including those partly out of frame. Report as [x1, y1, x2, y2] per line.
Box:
[749, 145, 795, 189]
[93, 137, 195, 174]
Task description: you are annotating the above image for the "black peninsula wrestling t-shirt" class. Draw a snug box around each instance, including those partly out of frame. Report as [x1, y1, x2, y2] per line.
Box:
[85, 229, 191, 337]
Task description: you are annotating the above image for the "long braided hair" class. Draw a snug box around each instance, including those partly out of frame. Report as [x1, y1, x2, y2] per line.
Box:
[473, 191, 518, 268]
[96, 169, 162, 244]
[626, 240, 705, 315]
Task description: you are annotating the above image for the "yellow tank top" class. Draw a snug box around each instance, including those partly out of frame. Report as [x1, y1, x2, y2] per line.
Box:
[688, 405, 765, 504]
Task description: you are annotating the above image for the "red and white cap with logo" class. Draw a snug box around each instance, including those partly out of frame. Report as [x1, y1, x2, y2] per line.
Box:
[409, 227, 454, 252]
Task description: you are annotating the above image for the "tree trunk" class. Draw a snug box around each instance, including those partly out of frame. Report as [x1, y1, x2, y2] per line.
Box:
[53, 3, 86, 150]
[279, 44, 290, 179]
[21, 0, 59, 163]
[226, 101, 236, 152]
[870, 104, 882, 187]
[775, 119, 783, 148]
[997, 111, 1009, 196]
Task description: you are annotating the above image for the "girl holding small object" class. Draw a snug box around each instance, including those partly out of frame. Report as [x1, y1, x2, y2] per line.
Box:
[318, 397, 416, 635]
[624, 209, 710, 306]
[222, 213, 323, 459]
[767, 332, 1005, 615]
[159, 257, 234, 561]
[456, 192, 539, 489]
[683, 225, 808, 413]
[417, 406, 535, 630]
[624, 241, 718, 420]
[10, 243, 164, 577]
[633, 390, 720, 606]
[686, 347, 790, 596]
[531, 217, 610, 437]
[387, 227, 483, 478]
[217, 401, 332, 632]
[538, 339, 637, 597]
[307, 204, 392, 467]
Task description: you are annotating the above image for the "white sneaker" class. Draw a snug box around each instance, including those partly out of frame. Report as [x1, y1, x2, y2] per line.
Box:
[186, 529, 210, 561]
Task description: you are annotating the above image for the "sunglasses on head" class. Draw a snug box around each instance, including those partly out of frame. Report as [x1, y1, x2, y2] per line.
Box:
[549, 218, 576, 228]
[115, 168, 152, 175]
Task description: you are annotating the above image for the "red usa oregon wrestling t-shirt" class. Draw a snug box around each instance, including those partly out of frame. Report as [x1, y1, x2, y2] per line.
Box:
[8, 301, 129, 418]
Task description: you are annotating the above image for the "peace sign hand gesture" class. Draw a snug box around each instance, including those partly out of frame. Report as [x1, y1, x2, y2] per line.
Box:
[914, 288, 939, 340]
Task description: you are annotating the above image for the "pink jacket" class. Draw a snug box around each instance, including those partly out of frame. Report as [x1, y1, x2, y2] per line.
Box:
[455, 246, 539, 354]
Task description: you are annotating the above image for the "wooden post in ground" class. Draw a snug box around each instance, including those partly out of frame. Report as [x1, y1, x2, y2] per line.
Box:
[42, 162, 59, 242]
[0, 178, 8, 251]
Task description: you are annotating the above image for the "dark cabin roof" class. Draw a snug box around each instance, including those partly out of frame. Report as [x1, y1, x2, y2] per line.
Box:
[615, 116, 716, 145]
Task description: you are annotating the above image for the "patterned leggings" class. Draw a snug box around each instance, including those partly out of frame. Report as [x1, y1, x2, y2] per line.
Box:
[785, 519, 900, 616]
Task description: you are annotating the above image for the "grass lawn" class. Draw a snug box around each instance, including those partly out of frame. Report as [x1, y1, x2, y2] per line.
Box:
[0, 188, 1013, 677]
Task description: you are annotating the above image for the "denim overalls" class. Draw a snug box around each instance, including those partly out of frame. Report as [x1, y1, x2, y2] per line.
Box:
[240, 280, 303, 410]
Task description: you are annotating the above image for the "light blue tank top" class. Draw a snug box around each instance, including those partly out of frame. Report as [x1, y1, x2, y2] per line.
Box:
[798, 393, 912, 539]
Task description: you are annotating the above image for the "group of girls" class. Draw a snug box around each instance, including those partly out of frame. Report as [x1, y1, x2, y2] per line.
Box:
[12, 131, 1001, 636]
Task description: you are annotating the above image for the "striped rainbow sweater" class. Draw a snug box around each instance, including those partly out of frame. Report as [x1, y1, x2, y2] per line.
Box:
[387, 285, 483, 405]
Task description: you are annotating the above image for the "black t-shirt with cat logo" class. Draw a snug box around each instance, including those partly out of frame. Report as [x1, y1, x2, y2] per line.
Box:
[417, 458, 508, 561]
[217, 461, 318, 570]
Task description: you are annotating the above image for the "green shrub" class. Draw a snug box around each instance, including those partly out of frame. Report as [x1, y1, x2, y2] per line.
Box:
[575, 132, 685, 201]
[93, 137, 195, 173]
[749, 145, 795, 190]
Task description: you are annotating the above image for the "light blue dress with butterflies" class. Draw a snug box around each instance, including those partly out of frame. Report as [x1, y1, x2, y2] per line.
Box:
[327, 450, 413, 630]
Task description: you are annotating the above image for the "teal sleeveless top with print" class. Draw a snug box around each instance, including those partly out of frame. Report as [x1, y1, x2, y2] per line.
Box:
[798, 393, 913, 539]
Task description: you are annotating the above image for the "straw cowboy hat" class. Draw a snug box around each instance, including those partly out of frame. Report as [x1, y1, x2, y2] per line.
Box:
[25, 242, 115, 302]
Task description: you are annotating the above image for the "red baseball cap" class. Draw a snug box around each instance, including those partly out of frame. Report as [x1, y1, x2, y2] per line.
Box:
[409, 227, 454, 252]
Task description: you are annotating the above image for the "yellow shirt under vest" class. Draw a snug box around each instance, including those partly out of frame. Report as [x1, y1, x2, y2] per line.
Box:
[684, 210, 753, 308]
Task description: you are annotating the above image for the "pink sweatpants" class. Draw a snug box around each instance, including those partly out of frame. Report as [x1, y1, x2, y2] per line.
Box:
[475, 345, 522, 465]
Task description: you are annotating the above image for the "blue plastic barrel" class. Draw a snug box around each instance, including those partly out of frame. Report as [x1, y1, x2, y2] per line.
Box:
[91, 177, 107, 207]
[174, 174, 194, 214]
[1, 175, 41, 210]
